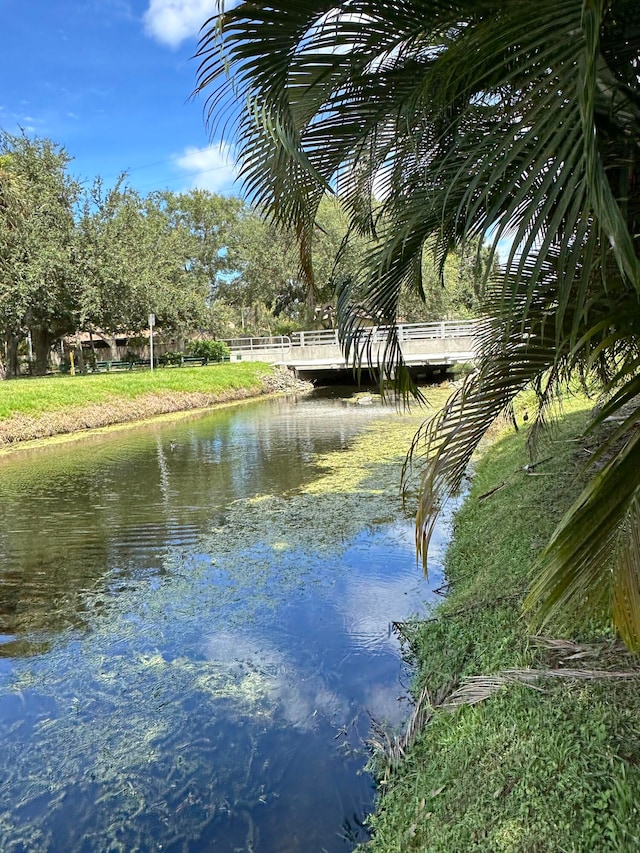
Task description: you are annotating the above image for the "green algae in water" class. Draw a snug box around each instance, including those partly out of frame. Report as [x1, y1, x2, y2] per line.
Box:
[1, 620, 300, 851]
[0, 397, 451, 851]
[0, 547, 364, 850]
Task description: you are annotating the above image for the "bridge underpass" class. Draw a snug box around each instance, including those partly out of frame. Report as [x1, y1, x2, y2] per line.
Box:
[223, 320, 478, 383]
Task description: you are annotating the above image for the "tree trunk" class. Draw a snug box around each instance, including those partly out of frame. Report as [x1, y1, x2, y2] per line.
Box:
[88, 329, 97, 371]
[75, 342, 85, 373]
[31, 327, 54, 376]
[4, 329, 19, 379]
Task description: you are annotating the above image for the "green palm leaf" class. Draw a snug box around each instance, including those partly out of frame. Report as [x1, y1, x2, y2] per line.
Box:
[196, 0, 640, 647]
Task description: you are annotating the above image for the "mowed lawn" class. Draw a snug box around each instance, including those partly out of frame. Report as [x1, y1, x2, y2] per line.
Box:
[0, 363, 271, 420]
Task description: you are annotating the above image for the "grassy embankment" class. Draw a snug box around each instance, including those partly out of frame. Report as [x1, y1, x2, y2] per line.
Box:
[0, 362, 275, 447]
[366, 395, 640, 852]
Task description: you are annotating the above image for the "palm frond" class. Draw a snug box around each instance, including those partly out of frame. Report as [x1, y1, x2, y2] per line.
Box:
[369, 661, 640, 776]
[444, 666, 640, 709]
[525, 435, 640, 650]
[196, 0, 640, 646]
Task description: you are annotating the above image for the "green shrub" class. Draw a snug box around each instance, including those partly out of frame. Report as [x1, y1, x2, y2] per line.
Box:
[126, 335, 147, 350]
[187, 339, 230, 363]
[273, 320, 303, 337]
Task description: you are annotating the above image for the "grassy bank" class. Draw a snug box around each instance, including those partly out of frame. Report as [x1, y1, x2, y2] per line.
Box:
[0, 363, 278, 447]
[366, 398, 640, 852]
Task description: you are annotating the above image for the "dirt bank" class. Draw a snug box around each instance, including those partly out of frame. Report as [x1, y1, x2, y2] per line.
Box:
[0, 368, 311, 449]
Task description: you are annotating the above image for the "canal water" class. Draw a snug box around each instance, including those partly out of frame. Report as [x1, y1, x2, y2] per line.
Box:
[0, 389, 452, 852]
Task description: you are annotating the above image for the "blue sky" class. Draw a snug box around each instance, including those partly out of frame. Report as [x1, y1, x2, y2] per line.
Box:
[0, 0, 239, 197]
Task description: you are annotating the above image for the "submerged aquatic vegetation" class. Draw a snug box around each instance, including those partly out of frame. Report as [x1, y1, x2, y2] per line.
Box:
[0, 392, 454, 852]
[305, 387, 452, 498]
[202, 390, 454, 569]
[2, 643, 285, 851]
[0, 536, 353, 850]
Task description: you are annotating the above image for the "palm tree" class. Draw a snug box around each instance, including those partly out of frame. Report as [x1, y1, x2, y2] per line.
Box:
[195, 1, 640, 648]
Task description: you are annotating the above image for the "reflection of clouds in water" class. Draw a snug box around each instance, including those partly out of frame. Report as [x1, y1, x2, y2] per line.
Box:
[205, 630, 283, 675]
[328, 517, 457, 726]
[202, 436, 223, 464]
[339, 574, 419, 652]
[383, 517, 455, 561]
[200, 515, 457, 739]
[336, 524, 445, 655]
[361, 682, 410, 729]
[204, 631, 347, 731]
[270, 676, 345, 730]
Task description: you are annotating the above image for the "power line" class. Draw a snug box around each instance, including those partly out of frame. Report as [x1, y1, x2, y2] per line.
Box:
[103, 150, 206, 179]
[94, 151, 239, 193]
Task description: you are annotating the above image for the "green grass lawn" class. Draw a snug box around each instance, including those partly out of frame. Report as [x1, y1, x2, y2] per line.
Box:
[366, 397, 640, 852]
[0, 363, 271, 420]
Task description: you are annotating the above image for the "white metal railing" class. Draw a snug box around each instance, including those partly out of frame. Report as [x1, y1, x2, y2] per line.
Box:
[290, 329, 339, 347]
[222, 335, 291, 352]
[224, 321, 477, 355]
[289, 320, 477, 348]
[397, 320, 477, 341]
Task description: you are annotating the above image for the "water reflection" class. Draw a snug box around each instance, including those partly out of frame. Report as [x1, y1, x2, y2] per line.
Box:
[0, 394, 370, 644]
[0, 390, 453, 851]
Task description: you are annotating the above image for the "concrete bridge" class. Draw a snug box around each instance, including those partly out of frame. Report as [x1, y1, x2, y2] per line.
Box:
[224, 320, 478, 380]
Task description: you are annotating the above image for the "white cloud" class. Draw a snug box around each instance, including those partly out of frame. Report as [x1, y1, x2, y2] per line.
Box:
[175, 142, 237, 193]
[143, 0, 218, 48]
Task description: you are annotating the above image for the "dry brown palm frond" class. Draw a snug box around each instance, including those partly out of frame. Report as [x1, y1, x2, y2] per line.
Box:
[370, 662, 640, 778]
[366, 685, 435, 776]
[366, 718, 402, 782]
[530, 637, 592, 654]
[529, 636, 634, 665]
[443, 667, 640, 709]
[401, 685, 434, 752]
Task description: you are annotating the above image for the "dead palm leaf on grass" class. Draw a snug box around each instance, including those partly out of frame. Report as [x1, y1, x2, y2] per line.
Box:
[370, 663, 640, 776]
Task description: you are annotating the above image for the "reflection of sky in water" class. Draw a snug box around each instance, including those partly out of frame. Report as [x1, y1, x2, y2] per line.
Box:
[0, 518, 444, 850]
[198, 517, 453, 732]
[0, 392, 456, 852]
[336, 523, 441, 652]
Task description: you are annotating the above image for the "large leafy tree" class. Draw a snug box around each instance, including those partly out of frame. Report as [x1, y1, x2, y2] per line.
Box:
[158, 191, 289, 334]
[155, 188, 245, 291]
[77, 183, 211, 342]
[398, 238, 489, 322]
[218, 208, 300, 333]
[0, 133, 81, 375]
[196, 2, 640, 647]
[222, 194, 372, 334]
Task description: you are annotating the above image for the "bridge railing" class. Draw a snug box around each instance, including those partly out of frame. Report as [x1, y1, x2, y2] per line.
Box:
[222, 321, 478, 356]
[398, 320, 477, 341]
[290, 329, 339, 347]
[222, 335, 292, 352]
[290, 319, 477, 348]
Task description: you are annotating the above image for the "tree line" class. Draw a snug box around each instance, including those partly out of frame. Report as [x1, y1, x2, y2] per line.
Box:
[0, 131, 487, 377]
